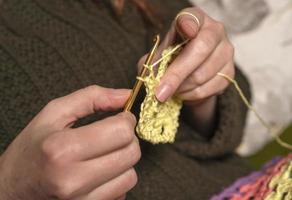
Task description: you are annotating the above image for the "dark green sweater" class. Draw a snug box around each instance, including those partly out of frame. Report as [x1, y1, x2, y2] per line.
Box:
[0, 0, 252, 199]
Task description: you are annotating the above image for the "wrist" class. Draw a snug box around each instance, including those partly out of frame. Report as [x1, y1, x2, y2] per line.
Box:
[0, 154, 22, 200]
[0, 157, 11, 200]
[183, 96, 217, 137]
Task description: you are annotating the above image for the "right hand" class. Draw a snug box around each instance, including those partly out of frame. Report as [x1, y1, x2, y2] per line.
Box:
[0, 85, 140, 200]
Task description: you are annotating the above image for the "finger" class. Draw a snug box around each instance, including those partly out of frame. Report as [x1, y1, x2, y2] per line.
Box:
[116, 195, 127, 200]
[178, 40, 233, 93]
[75, 169, 136, 200]
[72, 112, 137, 160]
[42, 112, 137, 161]
[38, 86, 131, 130]
[67, 138, 140, 197]
[46, 138, 140, 199]
[179, 62, 234, 101]
[155, 28, 222, 102]
[137, 7, 204, 72]
[175, 7, 205, 39]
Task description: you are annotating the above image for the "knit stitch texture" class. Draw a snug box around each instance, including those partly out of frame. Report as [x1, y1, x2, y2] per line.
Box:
[0, 0, 252, 199]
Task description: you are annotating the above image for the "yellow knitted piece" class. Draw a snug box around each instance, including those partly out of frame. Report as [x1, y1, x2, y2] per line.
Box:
[136, 47, 182, 144]
[135, 40, 292, 149]
[265, 160, 292, 200]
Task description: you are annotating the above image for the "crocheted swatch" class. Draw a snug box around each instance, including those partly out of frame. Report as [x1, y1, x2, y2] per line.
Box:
[211, 154, 292, 200]
[136, 47, 182, 144]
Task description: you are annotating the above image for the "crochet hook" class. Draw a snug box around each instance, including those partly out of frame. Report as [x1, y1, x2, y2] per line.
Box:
[124, 35, 160, 112]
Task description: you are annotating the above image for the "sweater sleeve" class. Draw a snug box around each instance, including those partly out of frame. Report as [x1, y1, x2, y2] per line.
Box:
[0, 29, 43, 155]
[0, 124, 8, 155]
[173, 67, 252, 158]
[0, 46, 22, 156]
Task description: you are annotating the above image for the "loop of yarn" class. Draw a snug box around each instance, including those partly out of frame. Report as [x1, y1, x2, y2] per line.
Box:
[136, 47, 182, 144]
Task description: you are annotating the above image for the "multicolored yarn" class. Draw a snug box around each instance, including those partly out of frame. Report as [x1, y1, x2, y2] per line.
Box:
[211, 154, 292, 200]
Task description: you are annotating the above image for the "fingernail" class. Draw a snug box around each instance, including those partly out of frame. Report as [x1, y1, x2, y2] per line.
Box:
[156, 84, 172, 102]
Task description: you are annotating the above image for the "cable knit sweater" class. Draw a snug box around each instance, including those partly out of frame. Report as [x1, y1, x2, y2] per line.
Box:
[0, 0, 252, 199]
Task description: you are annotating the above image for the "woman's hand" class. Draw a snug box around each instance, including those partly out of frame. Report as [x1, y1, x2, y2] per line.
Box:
[140, 7, 235, 134]
[0, 86, 140, 200]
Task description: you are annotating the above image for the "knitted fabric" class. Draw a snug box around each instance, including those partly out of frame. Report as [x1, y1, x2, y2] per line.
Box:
[211, 154, 292, 200]
[137, 47, 182, 144]
[0, 0, 253, 199]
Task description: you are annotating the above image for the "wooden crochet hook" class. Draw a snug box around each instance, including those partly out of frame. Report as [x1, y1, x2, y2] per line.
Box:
[124, 35, 161, 112]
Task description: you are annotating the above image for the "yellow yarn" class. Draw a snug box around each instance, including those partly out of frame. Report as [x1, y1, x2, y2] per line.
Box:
[136, 41, 292, 150]
[136, 47, 182, 144]
[217, 73, 292, 150]
[265, 160, 292, 200]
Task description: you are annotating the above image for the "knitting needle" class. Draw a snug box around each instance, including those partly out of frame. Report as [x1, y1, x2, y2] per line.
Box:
[124, 35, 160, 112]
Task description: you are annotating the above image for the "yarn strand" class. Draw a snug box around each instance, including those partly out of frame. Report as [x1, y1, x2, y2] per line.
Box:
[217, 72, 292, 150]
[137, 41, 292, 150]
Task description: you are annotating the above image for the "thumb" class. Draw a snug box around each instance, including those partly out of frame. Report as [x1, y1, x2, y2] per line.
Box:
[175, 8, 204, 40]
[38, 86, 131, 129]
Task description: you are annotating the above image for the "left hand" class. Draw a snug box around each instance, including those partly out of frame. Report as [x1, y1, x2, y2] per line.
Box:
[138, 7, 235, 133]
[155, 7, 235, 104]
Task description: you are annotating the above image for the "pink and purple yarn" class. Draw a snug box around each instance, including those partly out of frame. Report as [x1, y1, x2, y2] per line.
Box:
[211, 154, 292, 200]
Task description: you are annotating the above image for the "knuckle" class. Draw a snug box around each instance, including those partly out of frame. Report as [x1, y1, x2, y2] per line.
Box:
[124, 131, 135, 145]
[120, 112, 137, 125]
[127, 140, 141, 165]
[41, 164, 76, 199]
[195, 32, 215, 54]
[51, 178, 76, 199]
[193, 87, 206, 99]
[195, 40, 209, 55]
[120, 127, 135, 145]
[117, 113, 136, 143]
[41, 136, 58, 161]
[214, 21, 225, 33]
[107, 140, 141, 173]
[41, 135, 68, 166]
[190, 71, 204, 85]
[45, 98, 59, 111]
[126, 169, 138, 188]
[41, 138, 79, 199]
[127, 112, 137, 125]
[168, 71, 183, 87]
[84, 84, 100, 91]
[82, 85, 101, 94]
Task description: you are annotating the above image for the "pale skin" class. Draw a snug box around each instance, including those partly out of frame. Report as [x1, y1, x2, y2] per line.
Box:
[0, 7, 234, 200]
